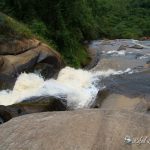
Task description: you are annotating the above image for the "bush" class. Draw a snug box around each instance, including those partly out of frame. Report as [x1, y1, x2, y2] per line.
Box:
[30, 20, 49, 38]
[0, 12, 33, 39]
[0, 0, 149, 67]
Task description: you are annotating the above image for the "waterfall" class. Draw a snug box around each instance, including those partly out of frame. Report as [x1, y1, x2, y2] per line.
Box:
[0, 67, 132, 109]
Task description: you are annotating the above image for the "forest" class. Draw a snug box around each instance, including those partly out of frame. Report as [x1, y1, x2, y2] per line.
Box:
[0, 0, 150, 67]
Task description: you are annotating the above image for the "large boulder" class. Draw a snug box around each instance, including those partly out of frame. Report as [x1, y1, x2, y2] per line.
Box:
[95, 71, 150, 112]
[0, 40, 63, 80]
[96, 93, 150, 113]
[0, 38, 40, 55]
[0, 96, 67, 123]
[0, 109, 150, 150]
[0, 12, 64, 88]
[130, 44, 143, 49]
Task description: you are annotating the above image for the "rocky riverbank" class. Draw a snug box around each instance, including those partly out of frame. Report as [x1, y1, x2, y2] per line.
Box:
[89, 39, 150, 113]
[0, 38, 63, 89]
[0, 39, 150, 150]
[0, 13, 66, 123]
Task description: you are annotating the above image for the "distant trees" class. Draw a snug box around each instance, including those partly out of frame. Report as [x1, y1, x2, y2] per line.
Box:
[89, 0, 150, 38]
[0, 0, 149, 67]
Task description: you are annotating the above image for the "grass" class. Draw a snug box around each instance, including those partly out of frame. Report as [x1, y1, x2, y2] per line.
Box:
[0, 12, 33, 39]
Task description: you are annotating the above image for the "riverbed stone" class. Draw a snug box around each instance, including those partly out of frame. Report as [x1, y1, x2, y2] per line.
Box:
[117, 45, 127, 51]
[130, 44, 143, 49]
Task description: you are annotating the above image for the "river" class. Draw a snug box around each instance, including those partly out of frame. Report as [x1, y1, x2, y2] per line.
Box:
[0, 39, 149, 111]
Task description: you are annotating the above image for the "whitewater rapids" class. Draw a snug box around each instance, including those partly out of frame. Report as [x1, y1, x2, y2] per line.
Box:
[0, 67, 132, 108]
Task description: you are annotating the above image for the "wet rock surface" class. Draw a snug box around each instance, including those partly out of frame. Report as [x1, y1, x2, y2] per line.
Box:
[0, 116, 4, 124]
[90, 39, 150, 71]
[89, 39, 150, 113]
[0, 105, 15, 122]
[101, 71, 150, 97]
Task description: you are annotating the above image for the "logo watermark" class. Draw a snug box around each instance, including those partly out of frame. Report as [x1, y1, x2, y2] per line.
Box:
[124, 135, 150, 145]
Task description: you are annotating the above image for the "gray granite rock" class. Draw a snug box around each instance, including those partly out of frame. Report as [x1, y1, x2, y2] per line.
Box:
[0, 109, 150, 150]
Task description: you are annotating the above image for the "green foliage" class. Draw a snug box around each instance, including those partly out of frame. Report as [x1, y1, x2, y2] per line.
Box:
[0, 0, 149, 67]
[0, 12, 33, 39]
[91, 0, 150, 39]
[30, 20, 49, 38]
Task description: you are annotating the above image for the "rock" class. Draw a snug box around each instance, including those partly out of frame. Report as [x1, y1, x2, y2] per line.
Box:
[144, 63, 150, 69]
[96, 93, 150, 113]
[93, 89, 109, 108]
[140, 37, 150, 40]
[0, 13, 64, 84]
[0, 38, 40, 55]
[147, 60, 150, 64]
[83, 40, 90, 44]
[20, 96, 67, 112]
[144, 61, 150, 69]
[0, 79, 15, 90]
[117, 45, 126, 51]
[0, 39, 63, 82]
[130, 44, 143, 49]
[0, 96, 67, 123]
[95, 71, 150, 113]
[0, 116, 4, 124]
[102, 71, 150, 97]
[85, 46, 100, 70]
[0, 109, 150, 150]
[34, 63, 58, 79]
[101, 40, 111, 45]
[92, 57, 145, 71]
[0, 49, 39, 79]
[0, 57, 4, 66]
[0, 105, 17, 123]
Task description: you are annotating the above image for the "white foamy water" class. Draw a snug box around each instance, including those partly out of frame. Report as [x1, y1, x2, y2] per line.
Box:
[132, 39, 150, 49]
[106, 50, 126, 56]
[0, 67, 132, 108]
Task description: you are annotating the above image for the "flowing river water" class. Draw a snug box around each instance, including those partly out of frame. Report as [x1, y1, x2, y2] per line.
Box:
[0, 39, 149, 110]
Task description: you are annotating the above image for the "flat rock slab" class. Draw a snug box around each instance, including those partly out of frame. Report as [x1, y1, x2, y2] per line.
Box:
[0, 109, 150, 150]
[98, 93, 149, 113]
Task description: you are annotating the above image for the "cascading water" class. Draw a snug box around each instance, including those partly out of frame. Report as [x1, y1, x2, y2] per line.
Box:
[0, 67, 132, 109]
[132, 39, 150, 49]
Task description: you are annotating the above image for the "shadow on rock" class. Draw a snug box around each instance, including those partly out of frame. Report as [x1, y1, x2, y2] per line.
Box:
[0, 96, 67, 124]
